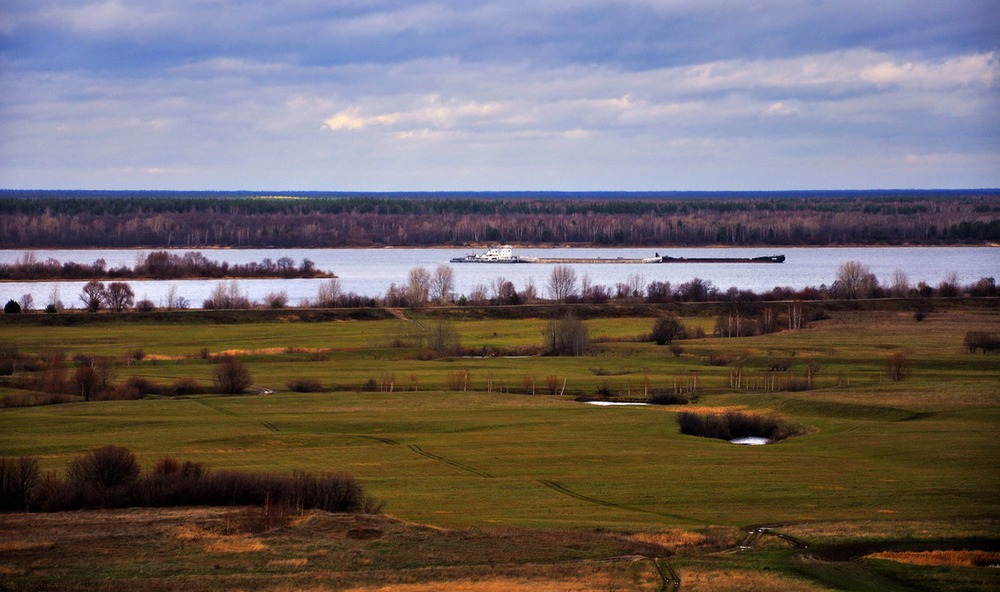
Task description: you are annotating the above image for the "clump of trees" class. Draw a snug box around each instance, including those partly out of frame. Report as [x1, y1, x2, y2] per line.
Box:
[676, 411, 805, 442]
[78, 280, 135, 312]
[0, 445, 377, 514]
[0, 250, 328, 281]
[964, 331, 1000, 353]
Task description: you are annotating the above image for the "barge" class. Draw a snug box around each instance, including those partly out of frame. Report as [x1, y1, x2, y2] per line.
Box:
[450, 246, 784, 264]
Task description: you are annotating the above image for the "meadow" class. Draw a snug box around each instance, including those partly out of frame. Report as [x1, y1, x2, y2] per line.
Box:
[1, 302, 998, 590]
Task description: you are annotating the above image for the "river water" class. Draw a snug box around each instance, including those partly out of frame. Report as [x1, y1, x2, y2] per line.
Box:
[1, 246, 995, 309]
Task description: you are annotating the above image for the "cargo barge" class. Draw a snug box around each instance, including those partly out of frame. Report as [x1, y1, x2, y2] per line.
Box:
[451, 246, 784, 264]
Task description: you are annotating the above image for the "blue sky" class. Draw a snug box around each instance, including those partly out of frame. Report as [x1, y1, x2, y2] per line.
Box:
[1, 1, 998, 191]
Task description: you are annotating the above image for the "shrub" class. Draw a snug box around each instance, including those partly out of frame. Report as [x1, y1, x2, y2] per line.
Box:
[544, 314, 590, 356]
[676, 411, 804, 442]
[214, 356, 252, 394]
[886, 352, 911, 382]
[0, 456, 40, 511]
[167, 378, 204, 396]
[287, 378, 324, 393]
[651, 317, 683, 345]
[4, 447, 376, 515]
[66, 445, 141, 508]
[647, 390, 689, 405]
[766, 358, 794, 372]
[4, 299, 21, 314]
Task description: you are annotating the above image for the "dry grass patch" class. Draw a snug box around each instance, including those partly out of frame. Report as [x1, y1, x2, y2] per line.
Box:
[679, 568, 827, 592]
[867, 550, 1000, 568]
[340, 575, 622, 592]
[172, 524, 268, 553]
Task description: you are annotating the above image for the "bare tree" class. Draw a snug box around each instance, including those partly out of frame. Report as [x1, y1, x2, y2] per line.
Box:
[80, 280, 106, 312]
[214, 356, 252, 394]
[833, 261, 878, 299]
[316, 278, 342, 307]
[431, 265, 455, 304]
[103, 282, 134, 312]
[889, 269, 910, 298]
[886, 352, 911, 382]
[407, 267, 432, 308]
[544, 314, 590, 356]
[547, 265, 578, 301]
[19, 293, 34, 313]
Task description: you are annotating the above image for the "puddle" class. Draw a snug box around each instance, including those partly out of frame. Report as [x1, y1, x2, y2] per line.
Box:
[585, 401, 651, 407]
[730, 437, 770, 445]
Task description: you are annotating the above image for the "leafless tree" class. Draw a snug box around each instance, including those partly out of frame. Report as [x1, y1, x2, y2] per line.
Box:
[316, 278, 342, 307]
[431, 265, 454, 303]
[544, 314, 590, 356]
[103, 282, 134, 312]
[833, 261, 878, 299]
[547, 265, 578, 301]
[80, 280, 105, 312]
[407, 267, 431, 308]
[889, 269, 910, 297]
[214, 356, 253, 394]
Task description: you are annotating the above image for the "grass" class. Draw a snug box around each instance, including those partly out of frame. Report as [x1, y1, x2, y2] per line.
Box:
[1, 303, 998, 589]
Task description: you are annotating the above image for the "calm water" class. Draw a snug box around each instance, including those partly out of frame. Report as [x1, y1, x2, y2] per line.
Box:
[1, 247, 996, 309]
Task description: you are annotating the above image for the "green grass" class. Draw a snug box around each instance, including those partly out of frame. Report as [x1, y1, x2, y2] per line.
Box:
[2, 305, 999, 590]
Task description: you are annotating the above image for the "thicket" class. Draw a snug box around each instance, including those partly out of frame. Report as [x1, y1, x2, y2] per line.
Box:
[0, 250, 328, 281]
[2, 190, 997, 248]
[0, 445, 377, 514]
[676, 411, 805, 442]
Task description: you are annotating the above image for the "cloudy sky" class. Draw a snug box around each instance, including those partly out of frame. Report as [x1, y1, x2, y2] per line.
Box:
[1, 1, 998, 191]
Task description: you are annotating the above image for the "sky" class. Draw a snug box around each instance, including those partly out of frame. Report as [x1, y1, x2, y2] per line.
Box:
[1, 1, 998, 191]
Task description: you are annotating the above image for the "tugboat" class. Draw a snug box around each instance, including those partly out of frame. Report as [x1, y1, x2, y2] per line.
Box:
[450, 245, 529, 263]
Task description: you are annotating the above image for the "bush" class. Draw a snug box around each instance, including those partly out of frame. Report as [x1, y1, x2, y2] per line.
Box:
[0, 456, 40, 511]
[66, 445, 141, 508]
[651, 317, 683, 345]
[647, 390, 689, 405]
[676, 411, 804, 442]
[886, 352, 911, 382]
[214, 356, 252, 394]
[3, 447, 377, 516]
[287, 378, 324, 392]
[167, 378, 204, 396]
[4, 300, 21, 314]
[544, 314, 590, 356]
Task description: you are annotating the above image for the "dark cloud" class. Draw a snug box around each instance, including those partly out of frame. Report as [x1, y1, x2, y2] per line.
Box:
[1, 1, 997, 189]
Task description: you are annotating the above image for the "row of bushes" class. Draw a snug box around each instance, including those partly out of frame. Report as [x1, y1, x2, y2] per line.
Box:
[676, 411, 806, 443]
[0, 446, 378, 514]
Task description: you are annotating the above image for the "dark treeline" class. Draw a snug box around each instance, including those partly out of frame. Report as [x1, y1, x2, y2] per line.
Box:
[0, 250, 330, 281]
[1, 190, 998, 247]
[0, 445, 374, 514]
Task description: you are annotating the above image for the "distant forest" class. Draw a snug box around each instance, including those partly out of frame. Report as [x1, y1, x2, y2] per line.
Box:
[1, 190, 998, 248]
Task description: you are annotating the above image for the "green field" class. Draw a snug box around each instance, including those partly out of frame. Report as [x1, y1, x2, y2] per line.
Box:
[2, 304, 998, 590]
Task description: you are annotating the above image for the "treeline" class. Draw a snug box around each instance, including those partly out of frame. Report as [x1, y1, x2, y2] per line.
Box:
[0, 250, 330, 281]
[0, 445, 375, 514]
[1, 190, 997, 247]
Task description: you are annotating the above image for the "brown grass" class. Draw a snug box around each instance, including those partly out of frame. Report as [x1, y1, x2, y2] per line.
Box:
[340, 575, 619, 592]
[172, 524, 268, 553]
[679, 569, 828, 592]
[625, 529, 707, 549]
[866, 550, 1000, 568]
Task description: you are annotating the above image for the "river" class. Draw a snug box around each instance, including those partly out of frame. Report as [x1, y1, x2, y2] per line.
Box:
[1, 246, 995, 309]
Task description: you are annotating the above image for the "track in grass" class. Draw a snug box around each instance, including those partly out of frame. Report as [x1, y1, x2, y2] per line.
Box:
[537, 479, 703, 524]
[355, 435, 494, 478]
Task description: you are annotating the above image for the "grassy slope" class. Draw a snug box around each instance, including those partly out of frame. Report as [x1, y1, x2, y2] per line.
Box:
[2, 308, 997, 530]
